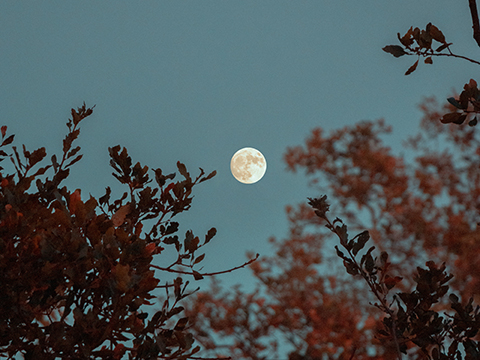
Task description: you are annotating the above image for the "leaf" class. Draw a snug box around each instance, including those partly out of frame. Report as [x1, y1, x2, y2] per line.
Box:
[424, 57, 433, 64]
[194, 253, 205, 264]
[449, 293, 459, 303]
[344, 260, 359, 276]
[335, 246, 346, 260]
[199, 169, 217, 183]
[204, 227, 216, 244]
[177, 161, 191, 181]
[405, 59, 419, 75]
[428, 23, 446, 44]
[193, 270, 204, 280]
[308, 195, 330, 219]
[28, 147, 47, 168]
[364, 253, 375, 273]
[436, 43, 451, 52]
[441, 112, 466, 125]
[380, 251, 388, 266]
[398, 29, 414, 47]
[447, 97, 465, 109]
[1, 126, 6, 138]
[51, 154, 59, 172]
[164, 235, 179, 247]
[384, 276, 403, 290]
[1, 134, 14, 146]
[112, 204, 130, 227]
[184, 230, 199, 253]
[335, 224, 348, 246]
[382, 45, 407, 58]
[174, 317, 189, 331]
[65, 154, 83, 168]
[67, 146, 81, 159]
[352, 231, 370, 256]
[167, 306, 184, 317]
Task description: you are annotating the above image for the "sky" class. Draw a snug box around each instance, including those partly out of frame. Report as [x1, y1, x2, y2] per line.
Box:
[1, 1, 478, 292]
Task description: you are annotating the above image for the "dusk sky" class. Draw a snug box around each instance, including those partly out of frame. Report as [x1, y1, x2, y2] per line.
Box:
[1, 1, 478, 290]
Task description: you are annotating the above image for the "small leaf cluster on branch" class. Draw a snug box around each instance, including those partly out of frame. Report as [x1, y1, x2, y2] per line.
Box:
[383, 23, 452, 75]
[0, 104, 252, 359]
[309, 195, 480, 360]
[442, 79, 480, 126]
[383, 20, 480, 126]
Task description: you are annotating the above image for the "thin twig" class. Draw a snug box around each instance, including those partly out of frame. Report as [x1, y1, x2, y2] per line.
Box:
[151, 254, 259, 277]
[442, 50, 480, 65]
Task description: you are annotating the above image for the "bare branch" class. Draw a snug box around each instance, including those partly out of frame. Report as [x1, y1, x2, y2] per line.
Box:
[151, 254, 259, 278]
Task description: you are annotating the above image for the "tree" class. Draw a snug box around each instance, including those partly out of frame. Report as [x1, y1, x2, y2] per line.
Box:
[185, 4, 480, 359]
[0, 104, 254, 359]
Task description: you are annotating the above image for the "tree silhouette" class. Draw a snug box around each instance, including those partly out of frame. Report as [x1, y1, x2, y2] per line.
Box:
[0, 104, 255, 359]
[185, 3, 480, 359]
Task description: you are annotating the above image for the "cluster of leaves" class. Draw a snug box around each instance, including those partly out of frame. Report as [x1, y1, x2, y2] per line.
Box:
[184, 94, 480, 359]
[383, 19, 480, 127]
[441, 79, 480, 126]
[309, 195, 480, 360]
[383, 23, 451, 75]
[0, 104, 253, 359]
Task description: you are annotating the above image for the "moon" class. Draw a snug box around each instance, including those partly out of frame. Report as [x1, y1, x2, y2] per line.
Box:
[230, 147, 267, 184]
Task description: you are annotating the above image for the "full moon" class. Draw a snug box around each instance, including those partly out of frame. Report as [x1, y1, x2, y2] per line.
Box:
[230, 147, 267, 184]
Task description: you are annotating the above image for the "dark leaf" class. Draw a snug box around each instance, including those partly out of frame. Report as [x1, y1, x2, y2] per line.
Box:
[436, 43, 451, 52]
[204, 227, 216, 244]
[344, 261, 359, 276]
[382, 45, 407, 58]
[308, 195, 330, 219]
[364, 253, 375, 273]
[167, 306, 184, 317]
[184, 230, 199, 254]
[449, 293, 459, 303]
[65, 154, 83, 168]
[424, 56, 433, 64]
[33, 166, 51, 177]
[352, 231, 370, 256]
[2, 134, 14, 146]
[447, 97, 465, 109]
[192, 270, 204, 280]
[336, 224, 348, 246]
[380, 251, 389, 266]
[440, 112, 465, 124]
[174, 317, 189, 331]
[194, 253, 205, 264]
[51, 154, 59, 172]
[67, 146, 81, 159]
[28, 147, 47, 168]
[177, 161, 191, 181]
[405, 59, 419, 75]
[199, 169, 217, 183]
[428, 23, 446, 44]
[1, 126, 6, 138]
[163, 236, 179, 245]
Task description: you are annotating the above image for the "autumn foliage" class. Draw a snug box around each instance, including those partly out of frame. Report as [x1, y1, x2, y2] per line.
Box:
[184, 11, 480, 360]
[0, 104, 257, 359]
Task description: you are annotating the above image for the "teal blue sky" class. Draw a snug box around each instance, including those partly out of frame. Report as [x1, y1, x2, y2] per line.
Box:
[1, 1, 478, 288]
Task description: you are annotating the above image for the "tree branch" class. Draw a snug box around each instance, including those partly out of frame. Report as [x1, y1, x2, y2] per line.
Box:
[151, 254, 259, 278]
[469, 0, 480, 47]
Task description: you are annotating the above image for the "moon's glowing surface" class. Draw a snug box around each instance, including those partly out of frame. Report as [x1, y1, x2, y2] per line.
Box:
[230, 147, 267, 184]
